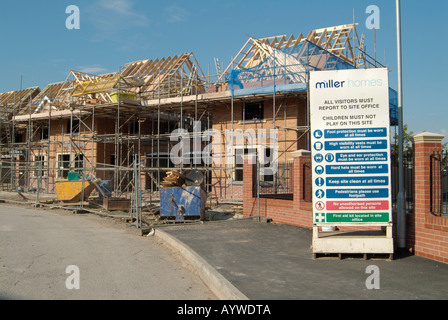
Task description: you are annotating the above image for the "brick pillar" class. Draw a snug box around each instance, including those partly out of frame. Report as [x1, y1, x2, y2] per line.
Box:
[242, 154, 256, 217]
[411, 132, 447, 262]
[412, 132, 445, 215]
[291, 150, 313, 228]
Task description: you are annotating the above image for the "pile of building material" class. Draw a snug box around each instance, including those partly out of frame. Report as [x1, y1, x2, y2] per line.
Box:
[160, 170, 185, 187]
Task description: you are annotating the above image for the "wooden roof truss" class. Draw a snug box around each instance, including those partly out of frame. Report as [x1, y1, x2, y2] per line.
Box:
[17, 81, 74, 115]
[219, 24, 360, 83]
[0, 87, 40, 120]
[126, 52, 206, 100]
[65, 52, 206, 102]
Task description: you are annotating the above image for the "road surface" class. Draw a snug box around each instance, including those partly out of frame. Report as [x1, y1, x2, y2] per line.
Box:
[0, 204, 216, 300]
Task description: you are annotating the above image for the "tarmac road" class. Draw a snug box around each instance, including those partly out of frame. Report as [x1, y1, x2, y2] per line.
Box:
[160, 219, 448, 300]
[0, 204, 216, 300]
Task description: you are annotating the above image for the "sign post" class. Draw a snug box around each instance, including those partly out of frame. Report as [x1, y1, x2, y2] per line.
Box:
[310, 68, 394, 257]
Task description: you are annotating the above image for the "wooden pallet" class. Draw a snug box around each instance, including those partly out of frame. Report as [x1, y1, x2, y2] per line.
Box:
[313, 252, 394, 260]
[57, 201, 90, 207]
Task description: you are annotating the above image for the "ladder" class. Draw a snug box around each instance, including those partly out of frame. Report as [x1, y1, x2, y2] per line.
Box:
[357, 34, 366, 67]
[182, 63, 198, 96]
[214, 57, 222, 77]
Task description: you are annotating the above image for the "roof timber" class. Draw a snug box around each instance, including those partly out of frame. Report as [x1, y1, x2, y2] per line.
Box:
[0, 87, 40, 120]
[138, 53, 206, 99]
[5, 24, 363, 122]
[218, 23, 360, 83]
[65, 52, 206, 102]
[12, 52, 207, 118]
[15, 82, 71, 115]
[70, 73, 119, 97]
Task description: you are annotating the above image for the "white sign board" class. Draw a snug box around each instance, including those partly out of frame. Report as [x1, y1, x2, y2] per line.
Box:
[310, 68, 391, 226]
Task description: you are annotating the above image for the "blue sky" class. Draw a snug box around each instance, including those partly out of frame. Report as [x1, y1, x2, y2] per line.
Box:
[1, 0, 447, 142]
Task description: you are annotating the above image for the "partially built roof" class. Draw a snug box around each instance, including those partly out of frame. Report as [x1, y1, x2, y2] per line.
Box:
[0, 87, 40, 120]
[137, 24, 368, 113]
[221, 24, 361, 98]
[15, 81, 72, 116]
[121, 52, 206, 100]
[68, 52, 206, 103]
[221, 24, 360, 78]
[216, 23, 396, 124]
[12, 52, 207, 121]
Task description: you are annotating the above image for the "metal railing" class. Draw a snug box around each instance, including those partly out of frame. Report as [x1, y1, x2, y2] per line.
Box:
[430, 150, 448, 216]
[253, 162, 294, 200]
[391, 150, 414, 213]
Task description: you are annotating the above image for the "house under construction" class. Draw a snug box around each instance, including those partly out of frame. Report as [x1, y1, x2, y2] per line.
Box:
[0, 23, 397, 216]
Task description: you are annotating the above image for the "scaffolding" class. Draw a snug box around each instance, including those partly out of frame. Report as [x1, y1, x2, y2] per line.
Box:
[0, 23, 394, 228]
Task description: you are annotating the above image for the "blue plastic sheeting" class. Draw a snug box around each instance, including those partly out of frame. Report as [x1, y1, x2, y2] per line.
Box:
[231, 83, 308, 97]
[389, 88, 398, 125]
[227, 40, 354, 97]
[160, 186, 207, 221]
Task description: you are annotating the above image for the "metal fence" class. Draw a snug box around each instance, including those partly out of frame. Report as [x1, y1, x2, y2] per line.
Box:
[253, 162, 294, 200]
[444, 166, 448, 217]
[391, 150, 414, 213]
[430, 150, 448, 216]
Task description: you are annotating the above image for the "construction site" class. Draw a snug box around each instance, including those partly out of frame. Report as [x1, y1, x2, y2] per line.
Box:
[0, 23, 398, 230]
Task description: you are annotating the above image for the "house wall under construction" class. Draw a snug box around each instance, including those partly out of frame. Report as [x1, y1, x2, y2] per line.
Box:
[210, 95, 309, 200]
[10, 103, 180, 195]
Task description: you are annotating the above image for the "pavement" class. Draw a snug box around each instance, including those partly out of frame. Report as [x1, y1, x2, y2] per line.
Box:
[151, 217, 448, 300]
[0, 204, 216, 300]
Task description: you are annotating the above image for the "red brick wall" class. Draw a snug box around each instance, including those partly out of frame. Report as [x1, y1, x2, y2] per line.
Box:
[215, 183, 244, 201]
[410, 134, 448, 263]
[291, 153, 313, 227]
[242, 153, 313, 228]
[241, 152, 381, 232]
